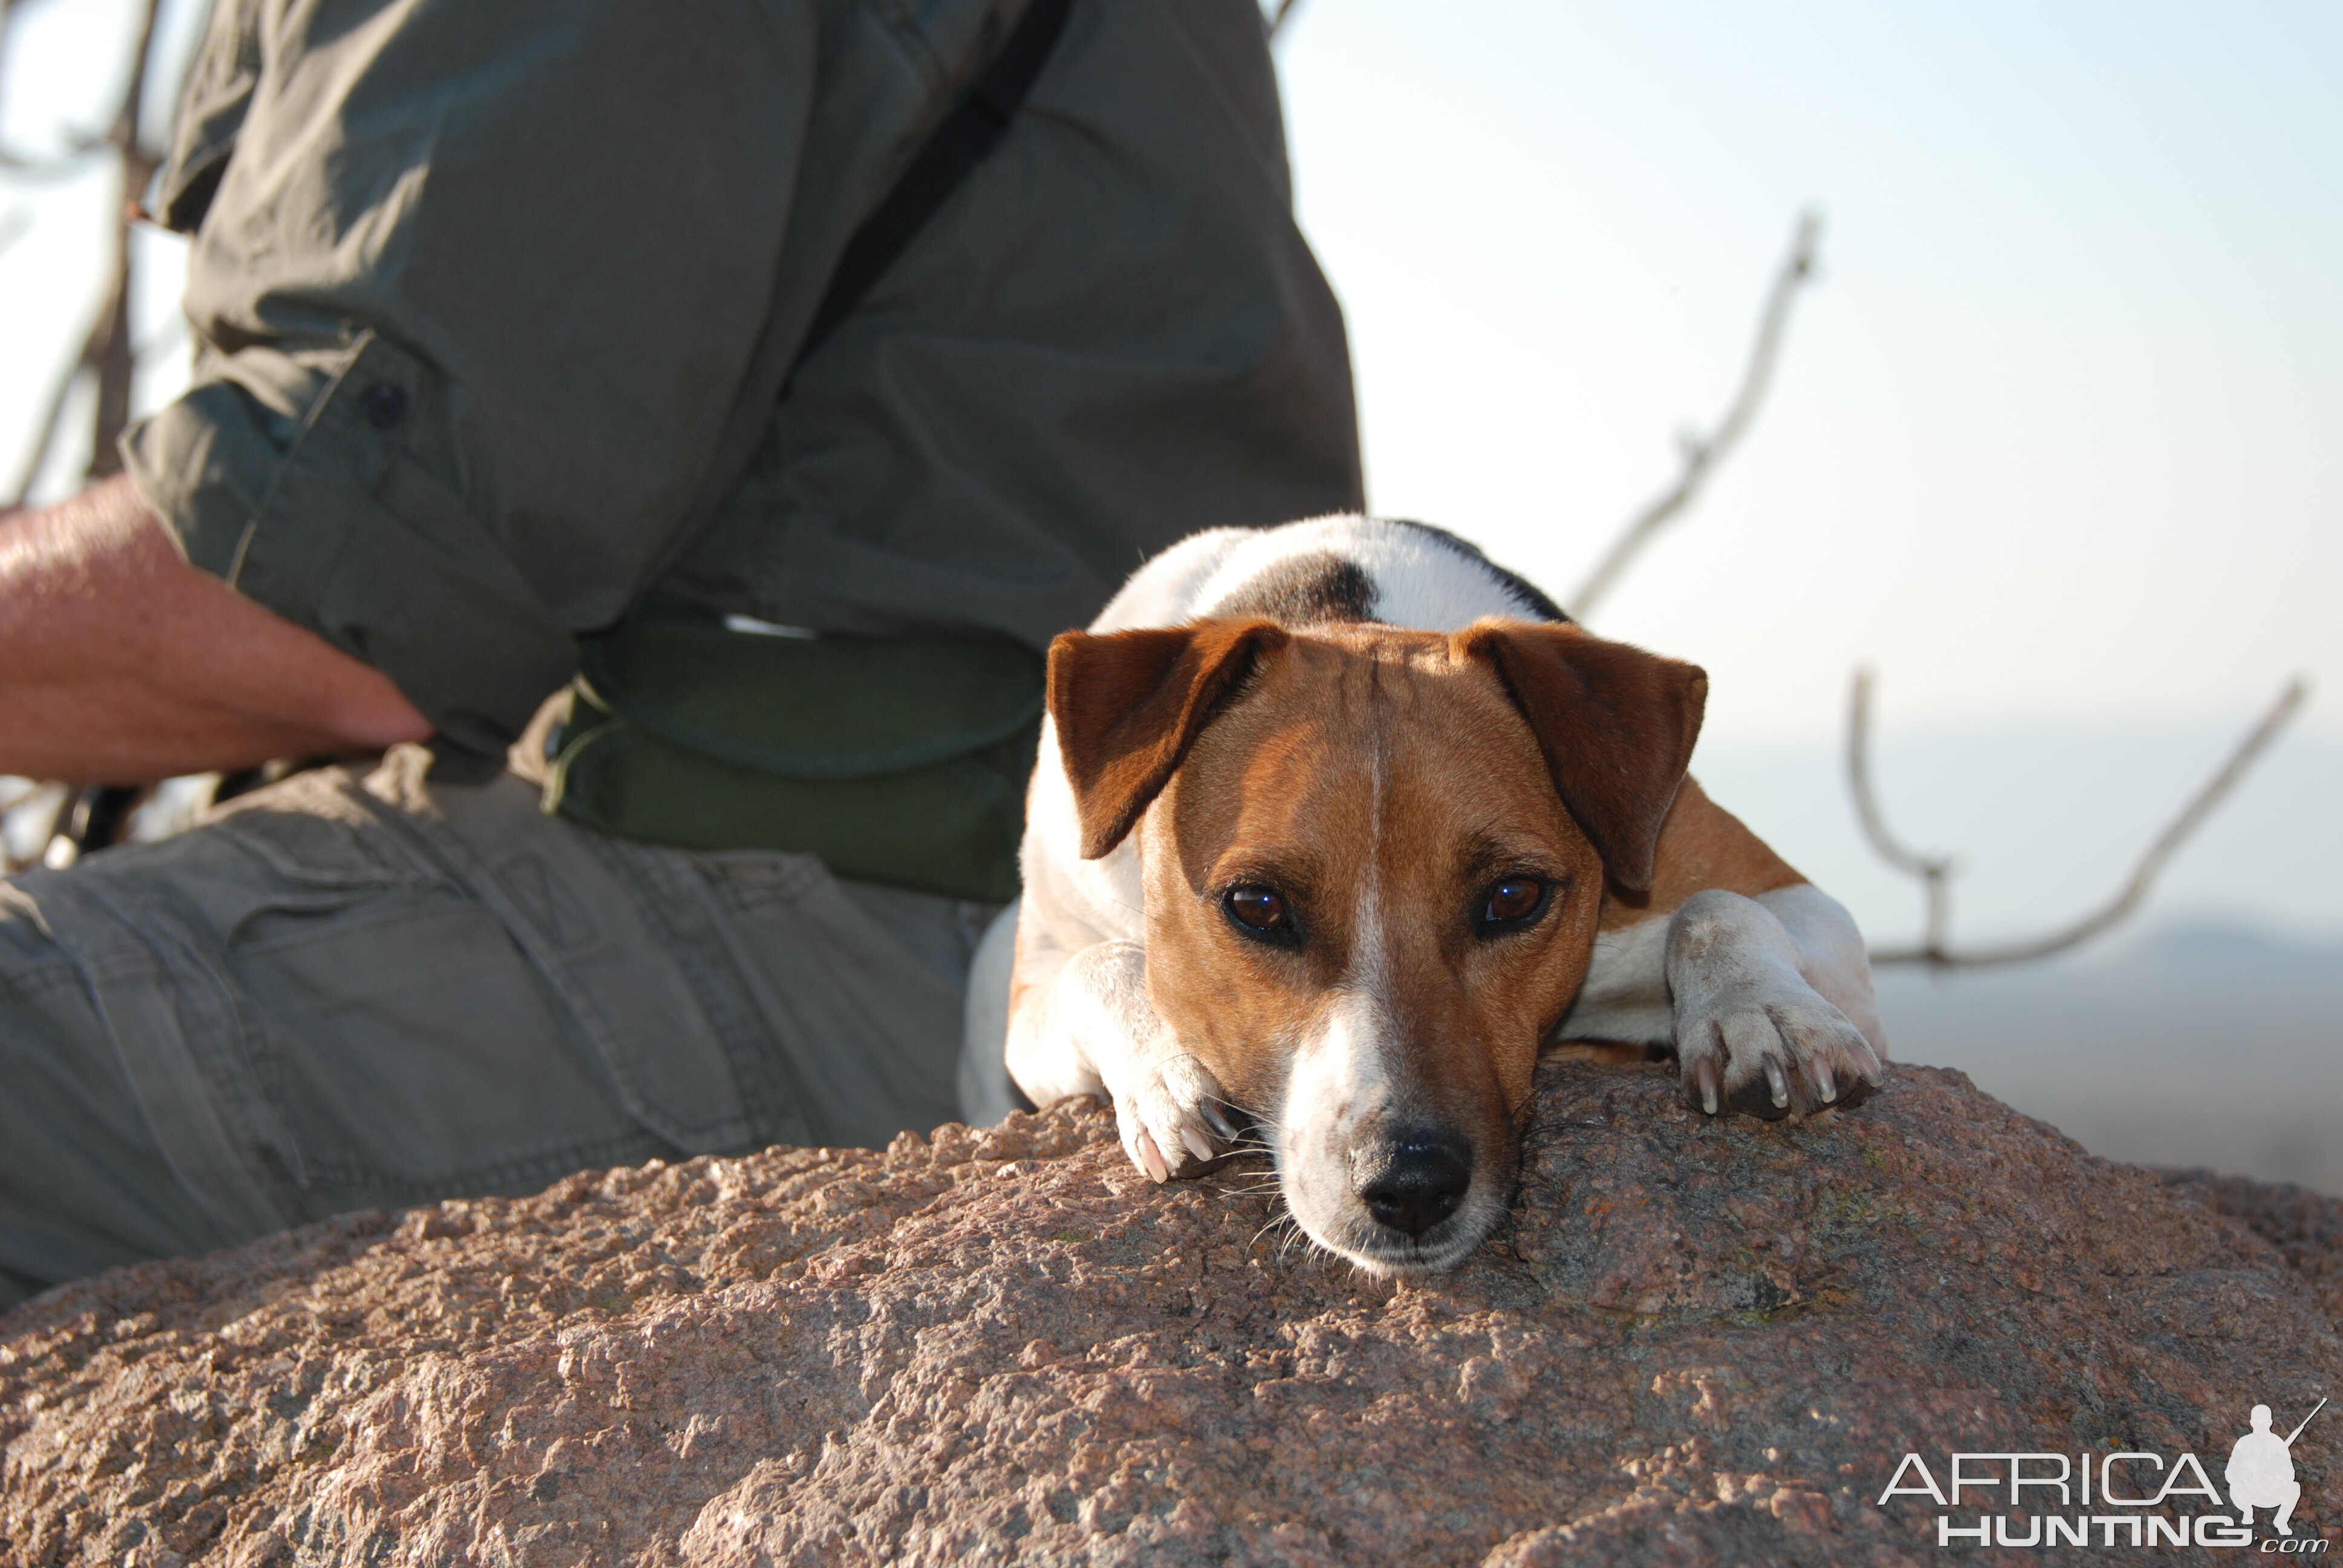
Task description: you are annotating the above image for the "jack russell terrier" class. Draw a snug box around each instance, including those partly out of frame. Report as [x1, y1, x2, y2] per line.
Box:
[962, 516, 1887, 1275]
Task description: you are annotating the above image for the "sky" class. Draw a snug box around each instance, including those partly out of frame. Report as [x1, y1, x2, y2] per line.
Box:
[3, 0, 2339, 944]
[1269, 1, 2343, 944]
[1274, 1, 2342, 742]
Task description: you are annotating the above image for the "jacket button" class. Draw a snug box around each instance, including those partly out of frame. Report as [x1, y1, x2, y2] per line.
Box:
[361, 382, 410, 430]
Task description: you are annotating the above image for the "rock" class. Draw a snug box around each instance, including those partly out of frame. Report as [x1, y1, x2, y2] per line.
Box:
[2158, 1167, 2343, 1332]
[3, 1061, 2336, 1567]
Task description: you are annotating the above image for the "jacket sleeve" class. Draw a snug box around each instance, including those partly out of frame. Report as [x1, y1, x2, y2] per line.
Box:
[123, 0, 827, 760]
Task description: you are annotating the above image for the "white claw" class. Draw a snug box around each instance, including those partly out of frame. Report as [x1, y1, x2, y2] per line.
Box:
[1696, 1057, 1721, 1116]
[1134, 1128, 1170, 1183]
[1181, 1123, 1216, 1163]
[1764, 1057, 1790, 1108]
[1812, 1057, 1837, 1103]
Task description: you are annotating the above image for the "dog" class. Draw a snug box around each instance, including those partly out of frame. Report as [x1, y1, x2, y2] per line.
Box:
[963, 515, 1886, 1275]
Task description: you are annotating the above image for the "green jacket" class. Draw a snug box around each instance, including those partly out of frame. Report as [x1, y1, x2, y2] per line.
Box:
[125, 0, 1363, 766]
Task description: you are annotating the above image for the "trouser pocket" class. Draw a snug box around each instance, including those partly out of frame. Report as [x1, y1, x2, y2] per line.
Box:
[5, 760, 753, 1263]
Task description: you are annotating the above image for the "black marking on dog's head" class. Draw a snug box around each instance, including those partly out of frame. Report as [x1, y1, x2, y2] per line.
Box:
[1210, 550, 1378, 626]
[1383, 518, 1571, 622]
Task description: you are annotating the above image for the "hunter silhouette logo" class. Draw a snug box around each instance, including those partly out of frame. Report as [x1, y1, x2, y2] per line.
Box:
[2230, 1398, 2325, 1538]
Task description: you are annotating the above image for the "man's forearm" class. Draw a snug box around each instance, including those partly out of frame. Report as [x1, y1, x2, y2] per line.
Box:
[0, 478, 432, 781]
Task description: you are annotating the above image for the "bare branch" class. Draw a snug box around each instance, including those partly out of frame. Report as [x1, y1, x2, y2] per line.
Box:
[86, 215, 138, 479]
[83, 0, 167, 483]
[1853, 671, 2313, 968]
[4, 0, 168, 500]
[110, 0, 167, 168]
[1845, 667, 1955, 957]
[1568, 210, 1824, 621]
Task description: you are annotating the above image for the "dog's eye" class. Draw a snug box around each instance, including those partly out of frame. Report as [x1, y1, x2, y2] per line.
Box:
[1476, 876, 1549, 932]
[1224, 883, 1294, 940]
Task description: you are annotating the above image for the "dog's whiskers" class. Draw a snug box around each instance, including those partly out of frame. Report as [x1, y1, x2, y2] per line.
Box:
[1250, 1209, 1300, 1253]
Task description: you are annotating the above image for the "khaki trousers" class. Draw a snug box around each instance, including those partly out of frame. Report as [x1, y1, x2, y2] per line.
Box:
[0, 748, 996, 1310]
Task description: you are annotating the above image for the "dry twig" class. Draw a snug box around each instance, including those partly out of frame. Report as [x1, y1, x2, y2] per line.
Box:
[1849, 668, 2311, 967]
[1569, 211, 1823, 620]
[2, 0, 166, 506]
[87, 0, 166, 482]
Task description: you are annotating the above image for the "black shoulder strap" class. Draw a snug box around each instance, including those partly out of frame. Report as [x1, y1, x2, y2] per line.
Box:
[786, 0, 1076, 385]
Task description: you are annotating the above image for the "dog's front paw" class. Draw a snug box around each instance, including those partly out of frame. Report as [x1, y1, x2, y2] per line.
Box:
[1105, 1051, 1239, 1183]
[1665, 889, 1886, 1120]
[1674, 981, 1885, 1119]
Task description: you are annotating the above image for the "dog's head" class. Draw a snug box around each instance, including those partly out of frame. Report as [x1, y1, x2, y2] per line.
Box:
[1047, 616, 1706, 1272]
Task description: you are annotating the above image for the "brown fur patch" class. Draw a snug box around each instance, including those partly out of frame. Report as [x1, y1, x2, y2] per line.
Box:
[1452, 619, 1708, 895]
[1598, 777, 1804, 930]
[1137, 629, 1606, 1141]
[1047, 619, 1288, 860]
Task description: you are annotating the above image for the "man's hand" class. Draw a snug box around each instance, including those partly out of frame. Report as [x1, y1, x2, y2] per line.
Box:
[0, 478, 431, 781]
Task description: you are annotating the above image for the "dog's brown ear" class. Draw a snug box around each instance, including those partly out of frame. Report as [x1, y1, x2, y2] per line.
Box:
[1457, 619, 1708, 893]
[1049, 618, 1291, 860]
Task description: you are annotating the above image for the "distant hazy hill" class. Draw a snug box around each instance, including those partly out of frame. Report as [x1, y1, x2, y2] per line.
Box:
[1874, 920, 2342, 1194]
[1691, 722, 2343, 947]
[1683, 722, 2339, 1192]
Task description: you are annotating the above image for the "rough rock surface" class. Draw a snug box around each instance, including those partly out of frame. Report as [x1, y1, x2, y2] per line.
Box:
[3, 1062, 2336, 1567]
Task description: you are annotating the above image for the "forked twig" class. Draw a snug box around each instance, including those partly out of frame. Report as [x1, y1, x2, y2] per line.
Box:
[1568, 210, 1823, 620]
[1846, 668, 1956, 957]
[1850, 669, 2312, 967]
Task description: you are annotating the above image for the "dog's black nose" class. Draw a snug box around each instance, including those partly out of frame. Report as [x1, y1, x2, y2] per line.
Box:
[1353, 1132, 1473, 1238]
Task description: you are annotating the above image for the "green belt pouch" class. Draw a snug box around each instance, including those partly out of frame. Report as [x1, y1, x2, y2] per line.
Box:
[541, 599, 1043, 903]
